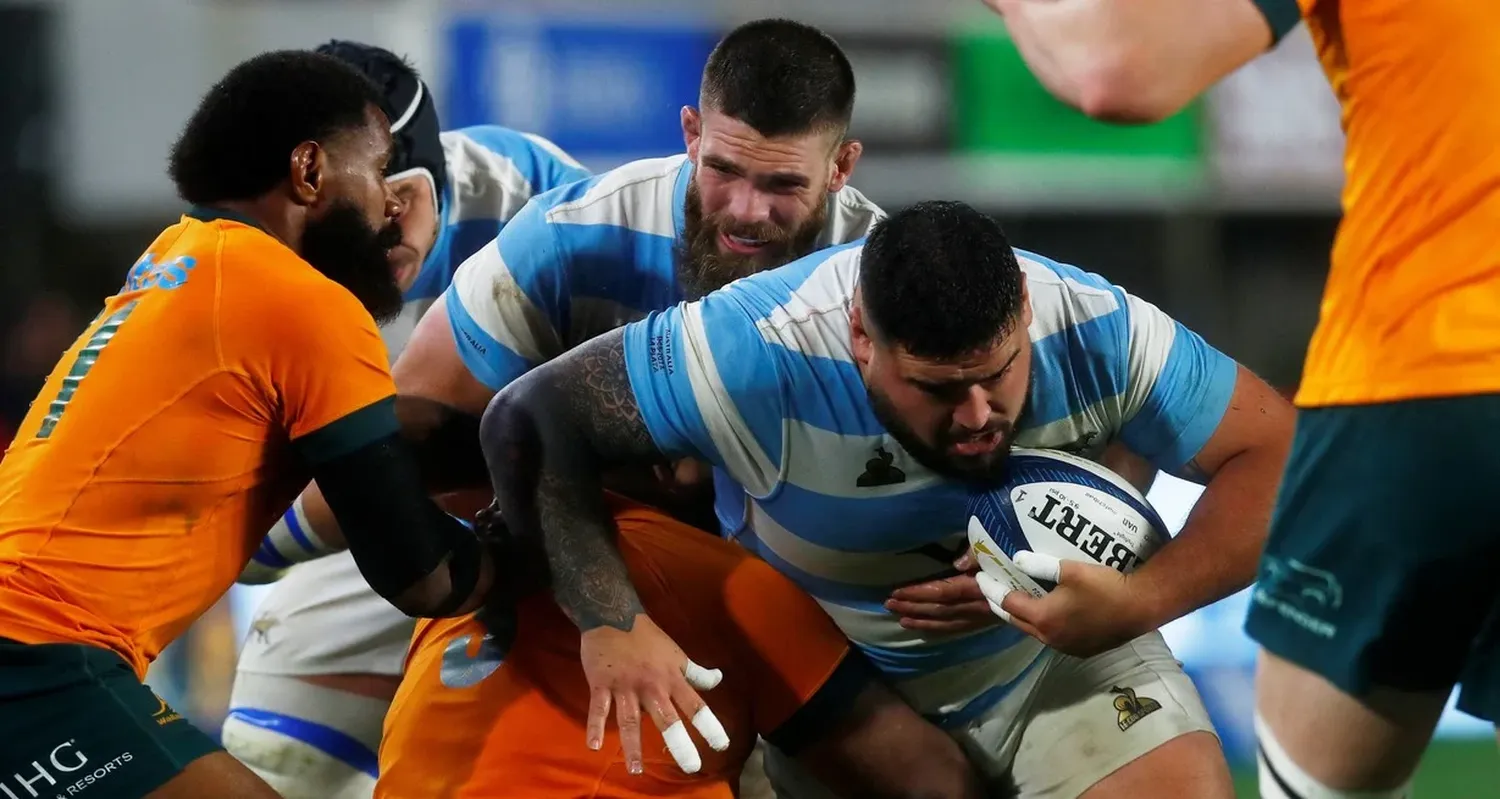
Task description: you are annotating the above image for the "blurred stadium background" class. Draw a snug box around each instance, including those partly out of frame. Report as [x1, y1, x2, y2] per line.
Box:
[0, 0, 1491, 794]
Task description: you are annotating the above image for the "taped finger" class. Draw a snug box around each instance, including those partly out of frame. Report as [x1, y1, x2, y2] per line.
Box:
[661, 720, 703, 774]
[683, 659, 723, 690]
[1014, 551, 1062, 584]
[975, 572, 1014, 623]
[691, 706, 730, 752]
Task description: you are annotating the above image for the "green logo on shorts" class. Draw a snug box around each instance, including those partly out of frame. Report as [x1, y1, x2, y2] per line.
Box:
[1253, 556, 1342, 639]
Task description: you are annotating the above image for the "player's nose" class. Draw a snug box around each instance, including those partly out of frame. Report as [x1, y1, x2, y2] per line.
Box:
[952, 387, 992, 430]
[726, 186, 772, 225]
[383, 190, 403, 222]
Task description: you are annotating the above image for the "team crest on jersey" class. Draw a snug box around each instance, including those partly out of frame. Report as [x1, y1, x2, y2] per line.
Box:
[856, 446, 906, 487]
[1111, 686, 1162, 731]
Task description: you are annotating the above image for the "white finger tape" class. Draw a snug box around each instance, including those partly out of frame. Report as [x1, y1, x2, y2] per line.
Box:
[1014, 551, 1062, 584]
[692, 706, 730, 752]
[661, 720, 702, 774]
[967, 517, 1046, 599]
[975, 572, 1014, 623]
[683, 660, 723, 691]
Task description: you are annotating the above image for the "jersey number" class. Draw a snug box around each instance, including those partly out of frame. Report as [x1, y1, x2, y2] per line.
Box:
[35, 300, 140, 440]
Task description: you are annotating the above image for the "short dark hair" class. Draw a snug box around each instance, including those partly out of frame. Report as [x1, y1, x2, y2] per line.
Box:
[860, 201, 1026, 359]
[700, 18, 855, 137]
[169, 49, 384, 205]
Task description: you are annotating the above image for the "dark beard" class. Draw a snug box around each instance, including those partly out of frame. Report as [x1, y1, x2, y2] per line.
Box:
[301, 201, 406, 325]
[865, 381, 1019, 486]
[675, 177, 828, 300]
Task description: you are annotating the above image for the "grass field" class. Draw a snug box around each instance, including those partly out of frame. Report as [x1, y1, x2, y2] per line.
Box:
[1230, 738, 1498, 797]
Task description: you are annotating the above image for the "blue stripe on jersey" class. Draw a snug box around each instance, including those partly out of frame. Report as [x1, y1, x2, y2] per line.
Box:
[491, 204, 572, 334]
[624, 305, 716, 461]
[454, 125, 589, 192]
[755, 480, 968, 554]
[713, 468, 749, 538]
[1023, 312, 1130, 428]
[855, 626, 1028, 679]
[739, 530, 897, 608]
[625, 297, 785, 471]
[773, 352, 886, 437]
[554, 224, 681, 311]
[445, 286, 534, 391]
[1120, 320, 1237, 469]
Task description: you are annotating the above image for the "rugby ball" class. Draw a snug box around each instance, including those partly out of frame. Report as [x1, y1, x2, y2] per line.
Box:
[967, 448, 1169, 591]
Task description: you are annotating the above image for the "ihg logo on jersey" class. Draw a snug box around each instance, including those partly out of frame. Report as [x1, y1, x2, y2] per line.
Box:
[1, 741, 133, 798]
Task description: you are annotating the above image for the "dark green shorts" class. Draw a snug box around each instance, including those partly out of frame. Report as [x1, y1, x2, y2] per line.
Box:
[0, 637, 221, 798]
[1244, 394, 1500, 721]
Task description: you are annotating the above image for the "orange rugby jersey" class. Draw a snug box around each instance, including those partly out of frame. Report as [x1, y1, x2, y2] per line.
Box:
[0, 208, 398, 678]
[1295, 0, 1500, 406]
[378, 501, 858, 799]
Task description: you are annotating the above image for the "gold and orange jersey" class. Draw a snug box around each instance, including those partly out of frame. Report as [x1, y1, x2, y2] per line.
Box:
[1295, 0, 1500, 406]
[0, 208, 397, 679]
[377, 499, 857, 799]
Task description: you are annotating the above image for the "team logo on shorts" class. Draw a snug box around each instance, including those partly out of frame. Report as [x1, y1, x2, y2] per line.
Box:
[151, 695, 184, 727]
[1110, 686, 1161, 732]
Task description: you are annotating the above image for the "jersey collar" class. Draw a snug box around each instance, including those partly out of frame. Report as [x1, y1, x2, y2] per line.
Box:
[186, 205, 270, 234]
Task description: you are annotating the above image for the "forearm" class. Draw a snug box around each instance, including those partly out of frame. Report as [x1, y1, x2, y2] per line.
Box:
[394, 395, 488, 493]
[990, 0, 1273, 122]
[1132, 445, 1283, 627]
[480, 331, 663, 632]
[482, 396, 644, 631]
[314, 433, 490, 617]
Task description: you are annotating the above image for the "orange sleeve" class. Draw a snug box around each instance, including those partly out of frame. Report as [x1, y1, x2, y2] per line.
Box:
[719, 557, 858, 737]
[225, 243, 399, 462]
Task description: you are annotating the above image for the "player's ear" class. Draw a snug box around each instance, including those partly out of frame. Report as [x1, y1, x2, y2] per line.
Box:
[1019, 273, 1033, 328]
[682, 106, 702, 159]
[289, 141, 324, 206]
[829, 138, 862, 193]
[850, 294, 874, 367]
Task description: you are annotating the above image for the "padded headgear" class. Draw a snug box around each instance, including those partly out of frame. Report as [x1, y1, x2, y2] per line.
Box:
[316, 40, 446, 211]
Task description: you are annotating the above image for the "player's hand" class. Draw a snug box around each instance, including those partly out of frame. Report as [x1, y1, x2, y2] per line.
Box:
[978, 552, 1153, 658]
[885, 552, 1000, 634]
[579, 615, 730, 775]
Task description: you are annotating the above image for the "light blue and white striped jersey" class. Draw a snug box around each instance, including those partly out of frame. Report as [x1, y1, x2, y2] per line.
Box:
[379, 125, 590, 358]
[620, 242, 1238, 725]
[442, 153, 884, 392]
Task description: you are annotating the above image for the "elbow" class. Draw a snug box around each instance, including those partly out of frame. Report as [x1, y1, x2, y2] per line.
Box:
[479, 379, 541, 471]
[1070, 56, 1188, 125]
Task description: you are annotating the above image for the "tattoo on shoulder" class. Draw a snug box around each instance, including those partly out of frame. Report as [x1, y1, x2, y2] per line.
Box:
[530, 329, 656, 632]
[563, 330, 659, 463]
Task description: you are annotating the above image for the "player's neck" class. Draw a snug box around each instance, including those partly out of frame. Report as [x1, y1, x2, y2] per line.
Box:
[208, 198, 302, 251]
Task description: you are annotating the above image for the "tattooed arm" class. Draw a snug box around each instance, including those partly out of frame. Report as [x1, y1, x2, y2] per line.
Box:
[480, 328, 661, 632]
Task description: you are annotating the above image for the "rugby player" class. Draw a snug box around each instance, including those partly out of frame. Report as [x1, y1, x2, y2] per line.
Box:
[377, 497, 984, 798]
[220, 41, 589, 799]
[989, 0, 1500, 795]
[480, 201, 1295, 798]
[374, 18, 882, 793]
[0, 51, 492, 799]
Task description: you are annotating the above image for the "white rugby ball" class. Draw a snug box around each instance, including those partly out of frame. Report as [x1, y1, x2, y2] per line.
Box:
[967, 448, 1168, 590]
